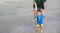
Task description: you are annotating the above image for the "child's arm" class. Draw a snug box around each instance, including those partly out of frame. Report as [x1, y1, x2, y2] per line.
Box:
[42, 14, 47, 22]
[33, 15, 37, 23]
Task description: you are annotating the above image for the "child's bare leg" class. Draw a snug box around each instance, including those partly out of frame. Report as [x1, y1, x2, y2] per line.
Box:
[35, 26, 39, 31]
[39, 26, 41, 30]
[40, 24, 44, 33]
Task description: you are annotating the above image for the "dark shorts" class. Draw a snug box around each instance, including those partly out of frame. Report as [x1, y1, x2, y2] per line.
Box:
[33, 4, 44, 11]
[33, 4, 35, 9]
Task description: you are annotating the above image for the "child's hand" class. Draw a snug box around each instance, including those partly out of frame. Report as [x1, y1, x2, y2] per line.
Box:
[43, 18, 47, 22]
[33, 17, 37, 22]
[33, 20, 36, 23]
[44, 18, 47, 21]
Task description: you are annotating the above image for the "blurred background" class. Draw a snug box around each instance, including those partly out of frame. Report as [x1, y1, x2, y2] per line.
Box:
[0, 0, 60, 33]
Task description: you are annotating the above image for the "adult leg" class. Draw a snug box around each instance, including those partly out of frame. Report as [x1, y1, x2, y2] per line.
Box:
[33, 3, 37, 17]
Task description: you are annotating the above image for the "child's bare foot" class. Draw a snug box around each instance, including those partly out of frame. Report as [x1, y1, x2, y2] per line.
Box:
[41, 30, 44, 33]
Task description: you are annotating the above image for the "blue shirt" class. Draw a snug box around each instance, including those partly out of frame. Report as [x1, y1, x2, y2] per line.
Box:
[37, 14, 46, 25]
